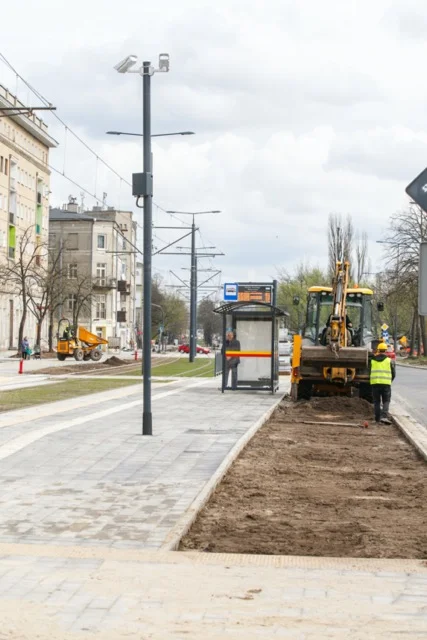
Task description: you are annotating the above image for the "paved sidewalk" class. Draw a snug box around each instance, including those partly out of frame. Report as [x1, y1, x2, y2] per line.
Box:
[0, 377, 426, 639]
[0, 378, 282, 549]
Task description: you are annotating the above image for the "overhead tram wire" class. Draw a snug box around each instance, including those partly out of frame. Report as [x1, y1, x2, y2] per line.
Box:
[0, 52, 191, 224]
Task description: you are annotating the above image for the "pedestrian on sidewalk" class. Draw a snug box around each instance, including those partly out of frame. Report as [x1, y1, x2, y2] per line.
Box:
[224, 330, 241, 390]
[369, 342, 396, 424]
[21, 337, 30, 360]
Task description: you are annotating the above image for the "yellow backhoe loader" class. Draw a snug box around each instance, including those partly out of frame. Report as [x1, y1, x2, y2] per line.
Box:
[291, 261, 373, 401]
[56, 318, 108, 362]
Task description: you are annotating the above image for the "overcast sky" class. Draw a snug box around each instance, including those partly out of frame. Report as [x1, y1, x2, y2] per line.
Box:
[1, 0, 424, 296]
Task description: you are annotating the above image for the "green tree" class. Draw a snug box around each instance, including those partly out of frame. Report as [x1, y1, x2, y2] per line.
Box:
[198, 299, 222, 345]
[277, 263, 328, 333]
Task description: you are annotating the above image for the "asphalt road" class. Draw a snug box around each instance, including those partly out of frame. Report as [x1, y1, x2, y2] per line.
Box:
[394, 364, 427, 428]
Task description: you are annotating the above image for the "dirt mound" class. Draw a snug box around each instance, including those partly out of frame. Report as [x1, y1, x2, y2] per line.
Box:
[181, 397, 427, 558]
[275, 396, 372, 424]
[104, 356, 128, 366]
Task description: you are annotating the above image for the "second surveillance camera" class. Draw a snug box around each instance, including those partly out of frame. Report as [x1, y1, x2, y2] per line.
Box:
[158, 53, 170, 72]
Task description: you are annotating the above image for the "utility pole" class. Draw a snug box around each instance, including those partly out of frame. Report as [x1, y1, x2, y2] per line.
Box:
[166, 210, 221, 362]
[115, 52, 170, 436]
[190, 218, 196, 361]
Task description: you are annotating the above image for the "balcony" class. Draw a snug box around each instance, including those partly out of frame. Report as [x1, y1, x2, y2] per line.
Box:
[117, 280, 130, 295]
[8, 198, 16, 216]
[93, 277, 117, 289]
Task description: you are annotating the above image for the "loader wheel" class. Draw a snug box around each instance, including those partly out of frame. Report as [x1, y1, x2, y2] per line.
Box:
[359, 383, 373, 404]
[57, 353, 67, 361]
[297, 381, 313, 401]
[74, 348, 84, 362]
[90, 349, 102, 362]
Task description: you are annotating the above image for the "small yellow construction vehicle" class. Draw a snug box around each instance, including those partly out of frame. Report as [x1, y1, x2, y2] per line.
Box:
[56, 318, 108, 362]
[291, 261, 373, 401]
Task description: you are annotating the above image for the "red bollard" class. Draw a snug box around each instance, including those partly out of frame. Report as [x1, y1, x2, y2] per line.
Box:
[18, 359, 23, 374]
[134, 349, 138, 361]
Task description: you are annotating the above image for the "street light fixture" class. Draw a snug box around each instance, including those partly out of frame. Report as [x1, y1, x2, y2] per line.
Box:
[114, 52, 170, 437]
[106, 131, 195, 137]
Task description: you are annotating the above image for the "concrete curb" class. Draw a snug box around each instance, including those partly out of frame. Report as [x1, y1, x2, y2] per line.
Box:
[391, 394, 427, 463]
[161, 392, 285, 551]
[396, 362, 427, 371]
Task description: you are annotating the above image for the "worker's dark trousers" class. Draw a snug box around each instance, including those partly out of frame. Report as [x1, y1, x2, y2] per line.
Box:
[372, 384, 391, 422]
[225, 362, 238, 390]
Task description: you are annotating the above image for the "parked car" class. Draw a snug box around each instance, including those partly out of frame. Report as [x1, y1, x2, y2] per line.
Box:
[178, 344, 210, 354]
[386, 344, 396, 361]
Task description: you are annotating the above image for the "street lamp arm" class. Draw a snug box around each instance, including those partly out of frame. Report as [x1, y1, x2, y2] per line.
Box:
[106, 131, 195, 137]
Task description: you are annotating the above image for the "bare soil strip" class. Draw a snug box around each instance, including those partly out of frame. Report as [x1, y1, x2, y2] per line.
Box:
[180, 397, 427, 558]
[29, 356, 178, 376]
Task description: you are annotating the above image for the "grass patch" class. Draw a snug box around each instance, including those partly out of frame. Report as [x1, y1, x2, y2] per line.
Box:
[404, 356, 427, 366]
[0, 378, 141, 413]
[124, 357, 214, 378]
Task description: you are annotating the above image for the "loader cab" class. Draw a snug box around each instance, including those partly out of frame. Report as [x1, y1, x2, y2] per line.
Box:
[304, 286, 374, 347]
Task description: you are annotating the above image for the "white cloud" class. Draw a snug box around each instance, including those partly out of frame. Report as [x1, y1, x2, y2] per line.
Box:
[1, 0, 424, 289]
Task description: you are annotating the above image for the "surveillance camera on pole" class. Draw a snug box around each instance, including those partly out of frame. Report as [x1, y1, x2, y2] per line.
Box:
[114, 55, 138, 74]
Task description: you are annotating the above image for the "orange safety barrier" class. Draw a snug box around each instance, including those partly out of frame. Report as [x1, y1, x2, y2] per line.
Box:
[225, 350, 271, 358]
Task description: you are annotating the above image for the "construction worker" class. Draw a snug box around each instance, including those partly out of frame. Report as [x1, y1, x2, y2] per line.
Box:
[369, 342, 396, 425]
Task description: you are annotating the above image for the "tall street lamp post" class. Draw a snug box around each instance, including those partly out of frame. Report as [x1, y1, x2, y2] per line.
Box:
[114, 53, 170, 436]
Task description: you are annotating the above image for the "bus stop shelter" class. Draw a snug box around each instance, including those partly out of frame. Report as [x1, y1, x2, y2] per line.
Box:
[214, 301, 288, 393]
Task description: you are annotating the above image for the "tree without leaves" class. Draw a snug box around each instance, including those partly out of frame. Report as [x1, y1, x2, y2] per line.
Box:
[27, 246, 65, 349]
[65, 273, 93, 329]
[328, 213, 354, 279]
[383, 204, 427, 353]
[0, 225, 44, 354]
[355, 231, 369, 284]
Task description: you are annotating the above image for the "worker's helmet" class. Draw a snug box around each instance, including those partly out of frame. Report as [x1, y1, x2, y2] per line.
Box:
[377, 342, 388, 352]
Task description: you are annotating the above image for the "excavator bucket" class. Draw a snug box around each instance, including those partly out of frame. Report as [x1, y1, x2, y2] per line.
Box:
[301, 346, 368, 368]
[77, 327, 109, 346]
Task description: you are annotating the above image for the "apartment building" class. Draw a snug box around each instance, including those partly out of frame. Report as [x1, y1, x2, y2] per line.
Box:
[0, 85, 57, 349]
[49, 201, 137, 348]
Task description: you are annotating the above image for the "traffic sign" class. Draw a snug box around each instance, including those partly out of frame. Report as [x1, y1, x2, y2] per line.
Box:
[381, 323, 389, 331]
[223, 283, 238, 301]
[405, 167, 427, 212]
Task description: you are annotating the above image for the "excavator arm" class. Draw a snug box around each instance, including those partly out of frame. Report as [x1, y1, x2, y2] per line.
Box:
[328, 261, 350, 352]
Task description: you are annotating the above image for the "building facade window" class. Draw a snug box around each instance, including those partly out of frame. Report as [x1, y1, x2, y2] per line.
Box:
[95, 295, 106, 319]
[66, 294, 76, 314]
[4, 159, 8, 176]
[67, 233, 78, 250]
[97, 234, 105, 249]
[67, 263, 77, 279]
[96, 263, 106, 284]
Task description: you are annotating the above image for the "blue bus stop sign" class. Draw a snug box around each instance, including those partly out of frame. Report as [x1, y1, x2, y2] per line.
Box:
[223, 283, 238, 301]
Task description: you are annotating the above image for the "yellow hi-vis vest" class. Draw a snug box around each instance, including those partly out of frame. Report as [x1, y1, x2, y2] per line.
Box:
[370, 358, 392, 385]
